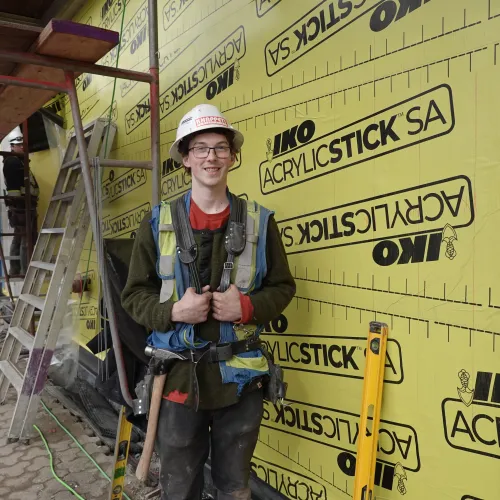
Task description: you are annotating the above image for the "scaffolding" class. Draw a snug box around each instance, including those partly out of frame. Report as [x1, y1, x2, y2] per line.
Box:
[0, 0, 160, 425]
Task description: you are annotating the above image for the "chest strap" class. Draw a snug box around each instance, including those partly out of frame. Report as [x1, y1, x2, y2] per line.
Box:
[171, 193, 248, 294]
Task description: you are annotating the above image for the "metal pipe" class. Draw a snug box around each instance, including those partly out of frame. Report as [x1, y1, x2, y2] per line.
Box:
[0, 49, 154, 83]
[0, 18, 42, 33]
[149, 0, 161, 206]
[22, 120, 33, 281]
[0, 74, 67, 93]
[98, 159, 154, 170]
[65, 71, 133, 408]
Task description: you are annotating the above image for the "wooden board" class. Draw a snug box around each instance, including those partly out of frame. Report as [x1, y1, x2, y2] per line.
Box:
[0, 19, 119, 140]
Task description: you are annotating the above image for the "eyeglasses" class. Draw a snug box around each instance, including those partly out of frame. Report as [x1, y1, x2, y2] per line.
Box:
[189, 146, 231, 159]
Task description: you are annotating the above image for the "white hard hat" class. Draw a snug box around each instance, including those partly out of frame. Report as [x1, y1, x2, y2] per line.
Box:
[9, 136, 23, 145]
[169, 104, 244, 164]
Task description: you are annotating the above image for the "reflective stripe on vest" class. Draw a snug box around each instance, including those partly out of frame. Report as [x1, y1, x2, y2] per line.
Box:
[158, 202, 178, 303]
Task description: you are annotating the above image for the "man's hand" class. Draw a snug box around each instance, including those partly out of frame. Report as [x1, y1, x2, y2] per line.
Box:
[212, 284, 242, 322]
[171, 285, 212, 324]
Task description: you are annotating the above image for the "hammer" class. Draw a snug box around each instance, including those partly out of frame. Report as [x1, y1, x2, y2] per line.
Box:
[135, 347, 187, 482]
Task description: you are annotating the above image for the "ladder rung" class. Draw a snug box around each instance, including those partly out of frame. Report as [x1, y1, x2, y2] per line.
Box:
[61, 158, 81, 169]
[41, 228, 65, 234]
[51, 191, 76, 202]
[0, 276, 24, 282]
[0, 360, 23, 393]
[30, 261, 56, 272]
[19, 293, 45, 310]
[8, 326, 34, 351]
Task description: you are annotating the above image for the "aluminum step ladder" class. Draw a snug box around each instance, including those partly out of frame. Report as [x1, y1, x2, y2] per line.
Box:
[0, 118, 116, 443]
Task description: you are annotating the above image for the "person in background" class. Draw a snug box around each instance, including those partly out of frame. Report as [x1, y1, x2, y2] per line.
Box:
[3, 135, 39, 276]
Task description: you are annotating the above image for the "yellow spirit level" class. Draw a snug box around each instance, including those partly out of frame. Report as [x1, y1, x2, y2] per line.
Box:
[109, 406, 133, 500]
[353, 321, 389, 500]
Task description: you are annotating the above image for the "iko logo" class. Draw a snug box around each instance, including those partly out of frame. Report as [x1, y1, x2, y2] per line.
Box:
[206, 62, 239, 100]
[119, 0, 148, 56]
[372, 223, 458, 266]
[277, 176, 474, 255]
[442, 370, 500, 459]
[256, 0, 282, 18]
[262, 399, 421, 472]
[251, 458, 327, 499]
[271, 120, 316, 157]
[370, 0, 431, 32]
[264, 0, 386, 76]
[373, 232, 442, 266]
[259, 85, 454, 195]
[337, 454, 408, 494]
[260, 334, 403, 383]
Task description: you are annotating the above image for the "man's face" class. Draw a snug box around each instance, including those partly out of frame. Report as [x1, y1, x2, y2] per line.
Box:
[183, 132, 235, 189]
[11, 144, 23, 155]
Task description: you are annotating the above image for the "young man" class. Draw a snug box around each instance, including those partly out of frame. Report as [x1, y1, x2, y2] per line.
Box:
[3, 135, 39, 275]
[121, 104, 295, 499]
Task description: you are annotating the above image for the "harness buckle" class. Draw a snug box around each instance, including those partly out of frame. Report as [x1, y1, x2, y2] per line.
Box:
[209, 343, 233, 362]
[223, 262, 234, 270]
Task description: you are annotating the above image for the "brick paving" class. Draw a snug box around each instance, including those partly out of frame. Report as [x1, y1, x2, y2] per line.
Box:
[0, 388, 157, 499]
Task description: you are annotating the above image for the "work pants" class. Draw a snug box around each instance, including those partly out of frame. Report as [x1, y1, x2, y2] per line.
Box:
[156, 389, 263, 500]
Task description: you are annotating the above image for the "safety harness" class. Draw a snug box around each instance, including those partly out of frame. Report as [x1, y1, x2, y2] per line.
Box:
[148, 191, 273, 408]
[170, 193, 262, 363]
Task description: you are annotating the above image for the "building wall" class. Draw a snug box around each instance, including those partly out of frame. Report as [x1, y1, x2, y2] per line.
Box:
[41, 0, 500, 498]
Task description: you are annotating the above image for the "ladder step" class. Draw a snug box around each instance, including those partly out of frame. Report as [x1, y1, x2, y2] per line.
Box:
[0, 276, 24, 282]
[30, 261, 56, 272]
[8, 326, 34, 351]
[19, 293, 45, 310]
[61, 158, 81, 169]
[51, 191, 76, 202]
[0, 360, 23, 393]
[41, 228, 65, 234]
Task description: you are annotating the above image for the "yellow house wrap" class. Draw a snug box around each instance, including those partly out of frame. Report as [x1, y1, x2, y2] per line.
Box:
[35, 0, 500, 498]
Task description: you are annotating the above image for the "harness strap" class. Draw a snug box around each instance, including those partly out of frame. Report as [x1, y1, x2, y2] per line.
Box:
[220, 194, 247, 292]
[171, 196, 202, 294]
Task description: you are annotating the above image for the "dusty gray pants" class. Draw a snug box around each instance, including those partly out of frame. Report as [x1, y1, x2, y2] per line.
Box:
[156, 389, 263, 500]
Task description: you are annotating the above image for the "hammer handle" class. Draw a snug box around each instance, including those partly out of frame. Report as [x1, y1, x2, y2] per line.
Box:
[136, 373, 167, 482]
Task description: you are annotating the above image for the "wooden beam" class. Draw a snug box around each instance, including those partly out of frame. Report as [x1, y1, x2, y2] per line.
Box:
[0, 20, 119, 140]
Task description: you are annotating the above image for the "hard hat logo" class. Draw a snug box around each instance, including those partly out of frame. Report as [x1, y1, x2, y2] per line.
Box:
[169, 103, 244, 164]
[195, 116, 228, 128]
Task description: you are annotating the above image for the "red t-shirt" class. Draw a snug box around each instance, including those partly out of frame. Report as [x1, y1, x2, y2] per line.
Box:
[189, 199, 253, 323]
